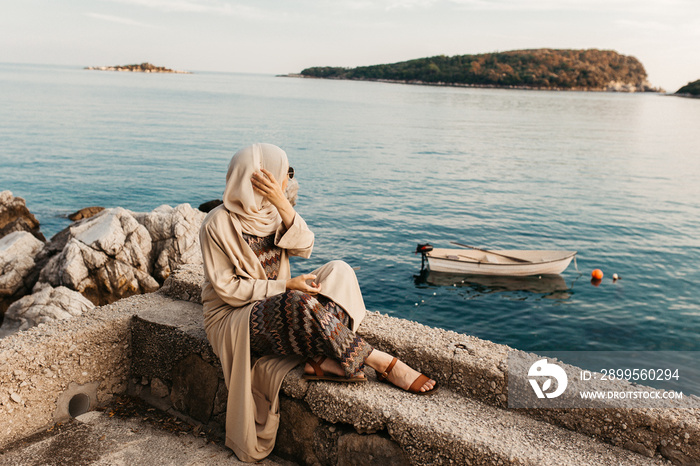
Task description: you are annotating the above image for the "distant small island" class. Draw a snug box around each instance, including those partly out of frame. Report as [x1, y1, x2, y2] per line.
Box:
[85, 62, 191, 74]
[296, 49, 661, 92]
[675, 79, 700, 98]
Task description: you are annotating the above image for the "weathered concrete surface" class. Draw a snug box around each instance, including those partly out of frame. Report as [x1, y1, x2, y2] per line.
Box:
[0, 294, 143, 448]
[157, 262, 203, 304]
[1, 264, 698, 465]
[129, 295, 216, 384]
[0, 410, 293, 466]
[356, 312, 700, 464]
[358, 311, 509, 408]
[275, 397, 407, 466]
[281, 370, 670, 465]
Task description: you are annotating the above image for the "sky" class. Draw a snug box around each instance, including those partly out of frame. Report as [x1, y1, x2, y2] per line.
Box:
[2, 0, 699, 91]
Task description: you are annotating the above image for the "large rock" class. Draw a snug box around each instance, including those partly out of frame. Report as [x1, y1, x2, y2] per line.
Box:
[197, 199, 222, 213]
[0, 191, 45, 242]
[38, 207, 158, 305]
[131, 204, 205, 283]
[0, 231, 44, 317]
[0, 283, 94, 332]
[68, 206, 105, 221]
[285, 178, 299, 206]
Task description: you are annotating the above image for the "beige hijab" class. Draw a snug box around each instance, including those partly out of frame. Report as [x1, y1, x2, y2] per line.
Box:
[223, 143, 289, 236]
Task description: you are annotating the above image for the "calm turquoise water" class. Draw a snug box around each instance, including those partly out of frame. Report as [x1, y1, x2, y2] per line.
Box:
[2, 63, 699, 359]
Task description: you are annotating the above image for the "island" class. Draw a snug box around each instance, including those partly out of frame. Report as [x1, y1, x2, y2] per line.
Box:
[85, 62, 191, 74]
[675, 79, 700, 98]
[296, 49, 660, 92]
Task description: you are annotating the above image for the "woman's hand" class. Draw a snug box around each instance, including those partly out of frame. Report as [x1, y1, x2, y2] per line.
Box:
[251, 168, 295, 228]
[251, 168, 287, 209]
[286, 274, 322, 295]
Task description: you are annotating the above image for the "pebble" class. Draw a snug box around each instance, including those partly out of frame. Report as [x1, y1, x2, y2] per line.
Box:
[10, 393, 22, 404]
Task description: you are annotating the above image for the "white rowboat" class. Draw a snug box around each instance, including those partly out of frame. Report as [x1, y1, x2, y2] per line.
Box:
[418, 246, 576, 276]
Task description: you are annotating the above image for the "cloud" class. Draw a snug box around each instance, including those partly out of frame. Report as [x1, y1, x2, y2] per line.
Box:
[100, 0, 272, 20]
[333, 0, 436, 10]
[446, 0, 694, 13]
[614, 19, 670, 32]
[85, 12, 158, 28]
[383, 0, 438, 9]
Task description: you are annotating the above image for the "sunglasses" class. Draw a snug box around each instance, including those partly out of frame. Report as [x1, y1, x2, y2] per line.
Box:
[288, 167, 295, 179]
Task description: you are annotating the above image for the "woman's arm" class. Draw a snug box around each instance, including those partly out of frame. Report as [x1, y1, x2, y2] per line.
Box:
[249, 169, 320, 293]
[274, 213, 314, 258]
[200, 223, 287, 307]
[253, 167, 314, 256]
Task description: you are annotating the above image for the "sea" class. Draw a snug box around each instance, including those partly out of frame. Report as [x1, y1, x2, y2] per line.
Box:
[1, 64, 698, 388]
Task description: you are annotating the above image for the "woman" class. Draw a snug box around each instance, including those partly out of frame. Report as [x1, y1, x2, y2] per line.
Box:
[199, 143, 437, 462]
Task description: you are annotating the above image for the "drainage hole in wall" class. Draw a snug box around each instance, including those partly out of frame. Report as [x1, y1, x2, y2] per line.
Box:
[68, 393, 90, 418]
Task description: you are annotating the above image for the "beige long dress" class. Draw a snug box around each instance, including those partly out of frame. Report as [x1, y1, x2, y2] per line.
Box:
[200, 204, 367, 462]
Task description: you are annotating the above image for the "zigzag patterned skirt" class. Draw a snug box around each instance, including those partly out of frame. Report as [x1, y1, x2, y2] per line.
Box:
[244, 233, 373, 377]
[249, 291, 372, 376]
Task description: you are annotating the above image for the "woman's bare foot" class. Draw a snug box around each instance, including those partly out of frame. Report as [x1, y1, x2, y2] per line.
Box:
[365, 350, 436, 393]
[304, 356, 365, 379]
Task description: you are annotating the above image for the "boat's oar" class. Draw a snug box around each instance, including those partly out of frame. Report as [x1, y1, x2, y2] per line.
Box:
[450, 242, 531, 263]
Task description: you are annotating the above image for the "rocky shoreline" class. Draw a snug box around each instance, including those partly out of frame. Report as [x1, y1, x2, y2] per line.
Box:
[0, 191, 205, 336]
[85, 62, 191, 74]
[673, 93, 700, 99]
[286, 74, 663, 93]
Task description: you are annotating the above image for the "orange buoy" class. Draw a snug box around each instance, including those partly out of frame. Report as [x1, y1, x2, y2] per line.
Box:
[591, 269, 604, 280]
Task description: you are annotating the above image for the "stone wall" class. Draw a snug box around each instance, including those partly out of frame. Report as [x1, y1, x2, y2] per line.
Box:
[0, 301, 133, 444]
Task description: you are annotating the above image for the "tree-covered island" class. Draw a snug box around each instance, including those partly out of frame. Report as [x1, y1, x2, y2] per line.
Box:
[299, 49, 660, 92]
[675, 79, 700, 97]
[85, 62, 191, 74]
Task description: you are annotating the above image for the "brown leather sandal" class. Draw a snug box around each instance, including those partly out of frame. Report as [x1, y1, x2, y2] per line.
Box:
[302, 356, 367, 383]
[377, 357, 439, 395]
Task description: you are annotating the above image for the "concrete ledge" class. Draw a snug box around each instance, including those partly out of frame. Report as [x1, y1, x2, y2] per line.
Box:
[0, 297, 135, 447]
[158, 263, 202, 304]
[159, 266, 699, 465]
[1, 265, 697, 465]
[356, 312, 699, 464]
[120, 292, 668, 465]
